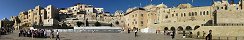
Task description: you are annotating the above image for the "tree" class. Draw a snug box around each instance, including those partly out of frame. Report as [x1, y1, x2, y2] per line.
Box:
[95, 21, 101, 26]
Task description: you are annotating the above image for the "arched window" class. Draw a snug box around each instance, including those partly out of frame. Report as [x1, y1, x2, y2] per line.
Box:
[189, 12, 191, 16]
[203, 11, 205, 15]
[206, 11, 209, 15]
[176, 13, 178, 16]
[184, 13, 186, 16]
[200, 12, 202, 15]
[195, 12, 197, 16]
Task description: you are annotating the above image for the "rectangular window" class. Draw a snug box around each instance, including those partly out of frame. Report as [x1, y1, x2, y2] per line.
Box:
[189, 13, 191, 16]
[141, 21, 143, 24]
[141, 14, 143, 17]
[176, 13, 178, 16]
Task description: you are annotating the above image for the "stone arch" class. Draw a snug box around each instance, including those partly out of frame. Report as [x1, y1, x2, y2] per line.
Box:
[177, 26, 184, 31]
[170, 27, 176, 31]
[76, 21, 84, 27]
[185, 26, 192, 30]
[164, 27, 169, 31]
[194, 25, 200, 30]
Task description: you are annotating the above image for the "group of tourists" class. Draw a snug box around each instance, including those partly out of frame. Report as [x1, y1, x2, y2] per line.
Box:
[163, 30, 212, 40]
[127, 27, 139, 37]
[18, 29, 60, 40]
[0, 27, 14, 35]
[19, 29, 47, 38]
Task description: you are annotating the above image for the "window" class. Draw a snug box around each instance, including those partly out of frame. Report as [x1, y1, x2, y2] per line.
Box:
[141, 21, 143, 24]
[165, 15, 168, 18]
[206, 11, 209, 15]
[203, 11, 205, 15]
[189, 12, 191, 16]
[192, 12, 194, 16]
[200, 12, 202, 15]
[184, 13, 186, 16]
[176, 13, 178, 16]
[141, 14, 143, 17]
[195, 12, 197, 16]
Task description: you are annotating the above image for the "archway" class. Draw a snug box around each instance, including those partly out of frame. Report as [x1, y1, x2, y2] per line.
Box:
[76, 21, 84, 27]
[177, 26, 184, 31]
[164, 27, 169, 31]
[185, 26, 192, 30]
[170, 27, 176, 31]
[194, 25, 200, 30]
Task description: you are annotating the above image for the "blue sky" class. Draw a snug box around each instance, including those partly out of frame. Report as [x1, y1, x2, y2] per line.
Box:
[0, 0, 240, 19]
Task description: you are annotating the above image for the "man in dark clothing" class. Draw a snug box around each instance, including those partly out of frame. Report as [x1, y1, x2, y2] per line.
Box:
[134, 29, 138, 37]
[205, 30, 212, 40]
[127, 29, 130, 33]
[171, 31, 175, 39]
[56, 30, 60, 40]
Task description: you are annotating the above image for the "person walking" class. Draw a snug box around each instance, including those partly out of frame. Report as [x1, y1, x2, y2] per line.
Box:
[50, 29, 54, 39]
[56, 30, 60, 40]
[205, 30, 212, 40]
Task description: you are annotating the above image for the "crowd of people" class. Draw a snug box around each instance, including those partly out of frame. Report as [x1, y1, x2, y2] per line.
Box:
[0, 27, 14, 35]
[18, 29, 60, 40]
[18, 29, 47, 38]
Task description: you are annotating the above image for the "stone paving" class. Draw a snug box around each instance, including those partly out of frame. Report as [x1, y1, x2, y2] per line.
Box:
[0, 31, 204, 40]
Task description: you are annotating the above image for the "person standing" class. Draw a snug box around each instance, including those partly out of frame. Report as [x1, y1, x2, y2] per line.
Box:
[50, 29, 54, 39]
[197, 31, 200, 38]
[182, 30, 186, 38]
[56, 30, 60, 40]
[134, 29, 138, 37]
[205, 30, 212, 40]
[127, 29, 130, 33]
[203, 31, 206, 38]
[171, 31, 175, 39]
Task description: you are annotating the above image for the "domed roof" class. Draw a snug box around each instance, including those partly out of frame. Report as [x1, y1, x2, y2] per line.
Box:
[156, 3, 167, 8]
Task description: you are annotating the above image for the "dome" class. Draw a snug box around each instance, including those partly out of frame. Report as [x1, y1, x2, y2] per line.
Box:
[156, 3, 167, 8]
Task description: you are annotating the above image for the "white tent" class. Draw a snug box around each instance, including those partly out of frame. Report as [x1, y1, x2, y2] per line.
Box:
[141, 27, 156, 33]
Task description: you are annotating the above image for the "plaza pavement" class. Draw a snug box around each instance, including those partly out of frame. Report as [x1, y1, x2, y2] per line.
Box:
[0, 31, 204, 40]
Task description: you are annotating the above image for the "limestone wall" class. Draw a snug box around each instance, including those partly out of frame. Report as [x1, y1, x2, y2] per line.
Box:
[193, 26, 244, 36]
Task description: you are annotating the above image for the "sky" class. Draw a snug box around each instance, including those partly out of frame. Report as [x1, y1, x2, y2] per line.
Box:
[0, 0, 240, 19]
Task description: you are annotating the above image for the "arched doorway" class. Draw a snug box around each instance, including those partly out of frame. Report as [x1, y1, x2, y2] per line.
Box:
[164, 27, 169, 31]
[76, 21, 84, 27]
[194, 25, 200, 30]
[185, 26, 192, 30]
[177, 26, 184, 31]
[170, 27, 176, 31]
